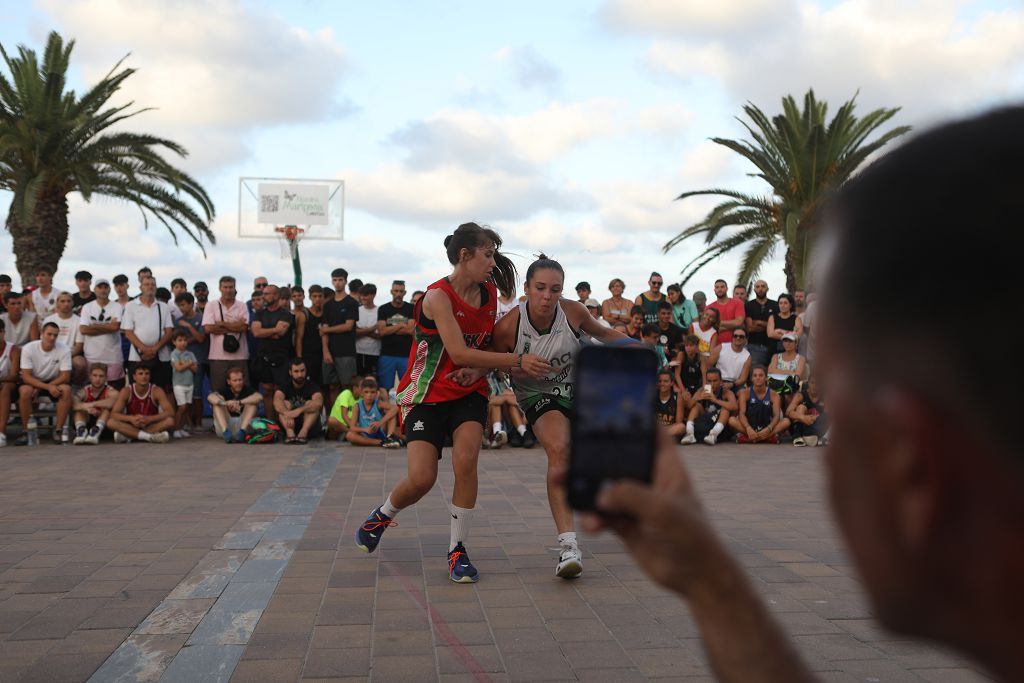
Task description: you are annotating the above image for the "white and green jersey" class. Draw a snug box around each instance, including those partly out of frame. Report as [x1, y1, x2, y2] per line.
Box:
[512, 300, 580, 410]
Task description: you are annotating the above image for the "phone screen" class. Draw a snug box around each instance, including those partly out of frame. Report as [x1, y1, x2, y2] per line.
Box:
[568, 346, 659, 511]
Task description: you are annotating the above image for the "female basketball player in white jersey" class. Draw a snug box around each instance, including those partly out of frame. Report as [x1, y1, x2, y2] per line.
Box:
[491, 255, 630, 578]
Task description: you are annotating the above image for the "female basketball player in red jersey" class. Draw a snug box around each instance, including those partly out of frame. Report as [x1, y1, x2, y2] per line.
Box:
[355, 222, 551, 583]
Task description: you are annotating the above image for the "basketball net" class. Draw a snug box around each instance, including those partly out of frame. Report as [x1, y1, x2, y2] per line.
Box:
[274, 225, 305, 287]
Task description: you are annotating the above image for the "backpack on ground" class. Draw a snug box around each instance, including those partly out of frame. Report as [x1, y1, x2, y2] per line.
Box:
[246, 418, 282, 444]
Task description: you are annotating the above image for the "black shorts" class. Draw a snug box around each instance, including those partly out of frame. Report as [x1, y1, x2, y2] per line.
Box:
[254, 354, 289, 387]
[521, 394, 571, 426]
[404, 392, 487, 456]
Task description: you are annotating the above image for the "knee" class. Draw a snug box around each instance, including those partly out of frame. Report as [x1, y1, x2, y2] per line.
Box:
[451, 452, 479, 480]
[408, 470, 437, 495]
[18, 385, 32, 399]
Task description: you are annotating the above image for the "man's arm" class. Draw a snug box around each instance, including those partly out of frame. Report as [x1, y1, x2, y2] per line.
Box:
[0, 346, 20, 383]
[51, 370, 71, 387]
[273, 390, 288, 416]
[320, 319, 355, 334]
[737, 357, 751, 387]
[240, 391, 263, 406]
[304, 391, 324, 413]
[29, 316, 40, 341]
[152, 386, 175, 416]
[294, 311, 305, 355]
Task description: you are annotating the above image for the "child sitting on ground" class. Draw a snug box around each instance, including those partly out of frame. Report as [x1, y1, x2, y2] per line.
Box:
[72, 362, 116, 445]
[346, 377, 401, 448]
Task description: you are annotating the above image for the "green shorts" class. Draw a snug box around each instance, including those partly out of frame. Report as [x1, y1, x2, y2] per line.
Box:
[519, 393, 571, 426]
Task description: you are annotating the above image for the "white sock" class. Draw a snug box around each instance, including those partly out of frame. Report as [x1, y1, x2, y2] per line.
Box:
[557, 531, 577, 548]
[75, 420, 86, 430]
[380, 495, 401, 519]
[517, 424, 527, 436]
[450, 504, 474, 551]
[96, 420, 106, 431]
[138, 431, 152, 442]
[492, 421, 503, 435]
[710, 422, 724, 436]
[685, 421, 694, 436]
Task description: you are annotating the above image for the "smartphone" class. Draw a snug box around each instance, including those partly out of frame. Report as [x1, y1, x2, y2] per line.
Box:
[567, 345, 660, 511]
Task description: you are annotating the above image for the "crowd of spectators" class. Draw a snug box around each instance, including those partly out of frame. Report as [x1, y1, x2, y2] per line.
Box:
[0, 264, 822, 449]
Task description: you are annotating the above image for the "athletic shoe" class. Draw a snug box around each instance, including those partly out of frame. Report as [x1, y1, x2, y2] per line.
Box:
[448, 543, 479, 583]
[508, 430, 523, 448]
[680, 433, 696, 445]
[60, 427, 71, 445]
[113, 432, 131, 444]
[556, 544, 583, 579]
[14, 433, 28, 446]
[234, 430, 247, 443]
[172, 430, 186, 439]
[735, 433, 751, 444]
[73, 426, 88, 445]
[0, 433, 6, 447]
[793, 437, 806, 447]
[355, 506, 396, 553]
[150, 431, 170, 444]
[222, 429, 233, 444]
[804, 435, 819, 447]
[481, 433, 492, 450]
[381, 434, 401, 449]
[180, 429, 193, 438]
[521, 428, 537, 449]
[765, 434, 779, 444]
[490, 431, 508, 449]
[703, 432, 718, 446]
[85, 426, 101, 445]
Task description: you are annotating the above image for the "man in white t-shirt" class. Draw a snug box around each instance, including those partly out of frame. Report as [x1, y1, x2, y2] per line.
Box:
[0, 292, 39, 346]
[28, 267, 63, 319]
[121, 275, 174, 390]
[44, 292, 86, 384]
[18, 322, 73, 444]
[355, 283, 381, 377]
[716, 329, 752, 392]
[79, 278, 126, 387]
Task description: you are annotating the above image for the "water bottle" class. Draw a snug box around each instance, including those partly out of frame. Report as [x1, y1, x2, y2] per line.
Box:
[26, 418, 39, 446]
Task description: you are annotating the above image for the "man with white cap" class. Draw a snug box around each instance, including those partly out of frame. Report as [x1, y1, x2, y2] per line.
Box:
[79, 278, 126, 387]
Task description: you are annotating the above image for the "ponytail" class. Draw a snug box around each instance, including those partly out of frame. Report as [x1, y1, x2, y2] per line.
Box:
[443, 222, 518, 298]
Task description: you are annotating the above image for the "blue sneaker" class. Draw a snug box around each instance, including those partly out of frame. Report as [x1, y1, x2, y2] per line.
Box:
[222, 429, 233, 444]
[355, 506, 396, 553]
[448, 543, 479, 583]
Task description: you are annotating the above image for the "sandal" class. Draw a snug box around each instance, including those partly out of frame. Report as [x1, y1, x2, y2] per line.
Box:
[285, 436, 298, 444]
[294, 436, 308, 445]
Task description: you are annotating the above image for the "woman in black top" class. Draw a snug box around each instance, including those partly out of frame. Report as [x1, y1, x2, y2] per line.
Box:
[767, 293, 803, 352]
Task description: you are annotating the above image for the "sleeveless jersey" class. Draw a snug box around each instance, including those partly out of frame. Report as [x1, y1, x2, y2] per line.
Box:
[84, 383, 111, 403]
[690, 321, 716, 357]
[701, 386, 726, 420]
[679, 352, 703, 394]
[512, 300, 580, 409]
[356, 397, 384, 428]
[126, 383, 158, 416]
[0, 341, 11, 378]
[302, 308, 324, 359]
[639, 292, 665, 324]
[396, 277, 497, 412]
[656, 392, 678, 425]
[745, 386, 774, 429]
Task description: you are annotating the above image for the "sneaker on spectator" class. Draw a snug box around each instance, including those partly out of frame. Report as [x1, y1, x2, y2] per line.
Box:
[234, 430, 246, 443]
[490, 431, 508, 449]
[60, 427, 71, 445]
[735, 433, 750, 444]
[150, 431, 170, 444]
[508, 430, 523, 447]
[73, 425, 88, 445]
[85, 426, 101, 445]
[765, 434, 779, 444]
[381, 434, 401, 449]
[704, 433, 718, 446]
[521, 428, 537, 448]
[14, 433, 28, 446]
[113, 432, 131, 444]
[793, 437, 806, 447]
[172, 430, 186, 439]
[804, 435, 819, 447]
[680, 433, 696, 445]
[180, 429, 192, 438]
[0, 433, 6, 447]
[222, 430, 233, 444]
[481, 433, 491, 450]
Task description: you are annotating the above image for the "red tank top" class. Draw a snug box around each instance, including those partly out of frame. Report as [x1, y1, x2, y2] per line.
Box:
[396, 277, 497, 410]
[126, 383, 159, 416]
[84, 384, 111, 403]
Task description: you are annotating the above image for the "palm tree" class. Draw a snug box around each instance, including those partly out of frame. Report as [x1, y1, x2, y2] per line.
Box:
[0, 31, 215, 287]
[664, 89, 909, 293]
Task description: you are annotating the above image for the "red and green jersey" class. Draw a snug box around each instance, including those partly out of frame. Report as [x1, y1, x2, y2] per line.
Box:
[396, 277, 497, 414]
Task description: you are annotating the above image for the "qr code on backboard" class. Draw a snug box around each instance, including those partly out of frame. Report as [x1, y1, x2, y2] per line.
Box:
[260, 195, 279, 213]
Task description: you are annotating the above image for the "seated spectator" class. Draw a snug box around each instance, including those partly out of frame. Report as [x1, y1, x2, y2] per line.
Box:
[655, 301, 685, 353]
[584, 299, 608, 326]
[274, 358, 324, 444]
[18, 322, 73, 444]
[729, 366, 790, 444]
[666, 283, 698, 329]
[786, 376, 828, 447]
[1, 292, 39, 345]
[355, 283, 381, 377]
[28, 267, 62, 318]
[767, 333, 806, 396]
[0, 320, 22, 448]
[641, 323, 668, 367]
[767, 292, 803, 352]
[716, 328, 752, 391]
[79, 278, 125, 387]
[251, 284, 293, 421]
[326, 374, 360, 441]
[655, 369, 686, 439]
[72, 363, 116, 445]
[624, 305, 644, 340]
[680, 367, 737, 446]
[107, 365, 174, 444]
[672, 334, 704, 399]
[174, 292, 207, 431]
[208, 366, 262, 443]
[346, 377, 401, 448]
[169, 332, 199, 439]
[575, 281, 591, 304]
[44, 292, 86, 384]
[485, 372, 533, 448]
[601, 278, 631, 327]
[71, 270, 95, 315]
[689, 307, 720, 365]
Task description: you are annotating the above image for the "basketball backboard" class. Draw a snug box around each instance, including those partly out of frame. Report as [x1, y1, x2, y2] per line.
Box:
[238, 177, 344, 240]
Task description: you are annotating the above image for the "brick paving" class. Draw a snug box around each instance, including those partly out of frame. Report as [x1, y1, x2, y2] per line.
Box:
[0, 437, 996, 682]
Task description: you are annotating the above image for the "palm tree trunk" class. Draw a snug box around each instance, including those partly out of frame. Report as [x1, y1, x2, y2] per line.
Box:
[6, 193, 69, 289]
[783, 246, 797, 294]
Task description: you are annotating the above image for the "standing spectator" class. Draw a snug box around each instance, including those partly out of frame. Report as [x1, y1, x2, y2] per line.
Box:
[688, 307, 720, 363]
[634, 272, 667, 324]
[28, 267, 62, 318]
[793, 288, 807, 316]
[274, 358, 324, 444]
[733, 283, 749, 302]
[113, 274, 132, 306]
[767, 293, 803, 352]
[0, 320, 21, 447]
[376, 280, 414, 392]
[321, 268, 358, 407]
[203, 276, 251, 390]
[71, 271, 95, 315]
[654, 301, 685, 354]
[744, 279, 779, 368]
[252, 275, 268, 293]
[121, 275, 174, 391]
[192, 281, 209, 315]
[296, 284, 325, 388]
[716, 329, 752, 392]
[251, 284, 293, 421]
[602, 278, 632, 327]
[410, 290, 425, 308]
[208, 366, 262, 443]
[71, 363, 115, 445]
[691, 290, 707, 318]
[79, 279, 125, 387]
[107, 365, 173, 444]
[680, 367, 736, 446]
[44, 292, 86, 384]
[1, 292, 40, 345]
[173, 292, 207, 429]
[347, 278, 363, 300]
[355, 283, 381, 378]
[169, 332, 199, 438]
[169, 278, 187, 322]
[18, 322, 73, 444]
[574, 281, 591, 304]
[666, 283, 698, 330]
[730, 366, 789, 444]
[786, 376, 827, 447]
[136, 266, 152, 287]
[767, 333, 806, 395]
[0, 274, 12, 313]
[655, 369, 686, 439]
[707, 279, 745, 344]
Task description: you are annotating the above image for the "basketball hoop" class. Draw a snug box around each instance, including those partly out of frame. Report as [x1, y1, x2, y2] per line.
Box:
[274, 225, 305, 260]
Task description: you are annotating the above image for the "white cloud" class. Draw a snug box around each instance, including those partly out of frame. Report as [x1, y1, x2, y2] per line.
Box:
[495, 45, 562, 91]
[603, 0, 793, 38]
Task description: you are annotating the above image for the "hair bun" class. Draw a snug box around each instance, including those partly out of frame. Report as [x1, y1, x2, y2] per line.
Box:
[443, 234, 453, 248]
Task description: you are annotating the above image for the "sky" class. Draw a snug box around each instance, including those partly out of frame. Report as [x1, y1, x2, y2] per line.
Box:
[2, 0, 1022, 301]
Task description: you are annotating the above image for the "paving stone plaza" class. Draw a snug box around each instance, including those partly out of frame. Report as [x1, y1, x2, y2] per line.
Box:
[0, 441, 994, 682]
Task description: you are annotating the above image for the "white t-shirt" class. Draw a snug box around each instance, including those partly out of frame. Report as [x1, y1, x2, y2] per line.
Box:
[121, 299, 173, 362]
[32, 287, 63, 318]
[716, 345, 751, 383]
[43, 313, 81, 350]
[21, 340, 72, 382]
[355, 305, 381, 356]
[79, 300, 125, 364]
[0, 311, 37, 346]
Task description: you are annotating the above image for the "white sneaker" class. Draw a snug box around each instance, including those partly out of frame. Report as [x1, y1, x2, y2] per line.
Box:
[0, 433, 6, 447]
[172, 430, 186, 439]
[556, 544, 583, 579]
[804, 435, 819, 447]
[73, 426, 88, 445]
[180, 430, 193, 438]
[113, 432, 131, 444]
[703, 432, 718, 446]
[150, 431, 170, 444]
[85, 427, 101, 445]
[481, 434, 492, 450]
[490, 431, 508, 449]
[680, 433, 696, 444]
[793, 437, 806, 447]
